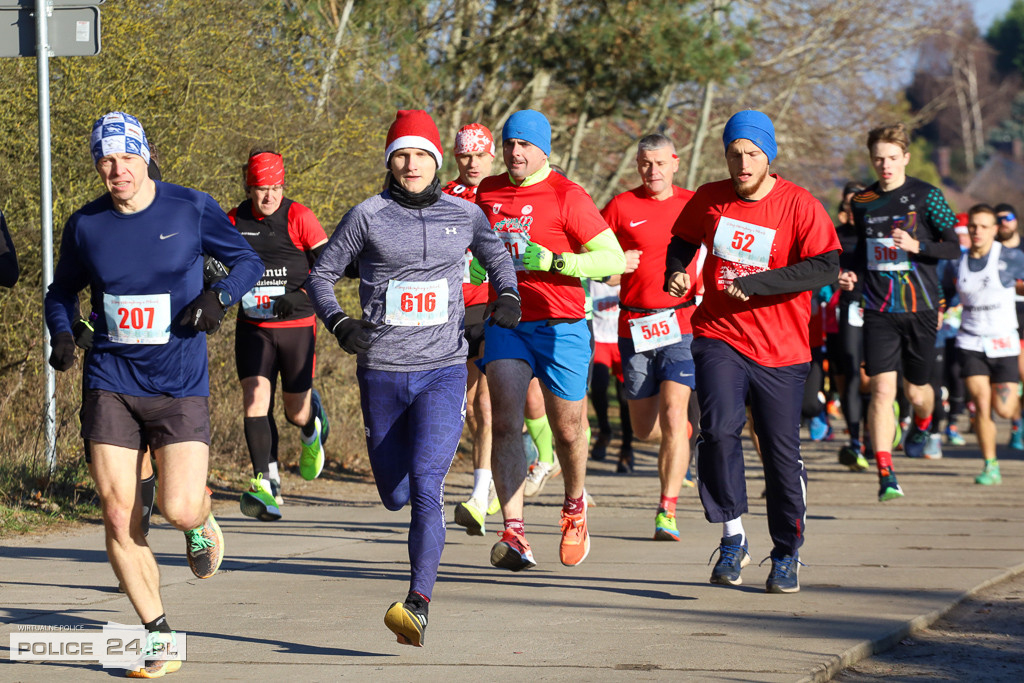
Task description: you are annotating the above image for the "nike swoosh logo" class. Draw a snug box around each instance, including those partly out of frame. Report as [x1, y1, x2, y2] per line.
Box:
[629, 220, 647, 227]
[159, 233, 179, 240]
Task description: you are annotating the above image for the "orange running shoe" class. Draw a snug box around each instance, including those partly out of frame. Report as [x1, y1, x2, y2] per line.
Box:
[490, 529, 537, 571]
[559, 500, 590, 566]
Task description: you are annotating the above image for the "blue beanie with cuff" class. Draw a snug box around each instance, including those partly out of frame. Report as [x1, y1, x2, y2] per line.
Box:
[722, 110, 777, 163]
[502, 110, 552, 157]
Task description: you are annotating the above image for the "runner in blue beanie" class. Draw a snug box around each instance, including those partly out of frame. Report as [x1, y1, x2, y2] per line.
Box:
[722, 110, 777, 163]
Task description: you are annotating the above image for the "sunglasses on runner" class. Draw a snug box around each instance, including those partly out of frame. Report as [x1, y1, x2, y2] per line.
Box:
[999, 213, 1016, 222]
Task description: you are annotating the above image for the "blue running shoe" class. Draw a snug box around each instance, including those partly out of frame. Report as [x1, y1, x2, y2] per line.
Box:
[809, 411, 830, 441]
[708, 534, 750, 586]
[904, 423, 928, 458]
[310, 388, 329, 445]
[945, 424, 966, 446]
[763, 553, 803, 593]
[1009, 430, 1024, 451]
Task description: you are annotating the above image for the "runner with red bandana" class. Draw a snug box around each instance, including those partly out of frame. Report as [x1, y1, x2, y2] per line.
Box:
[229, 148, 330, 520]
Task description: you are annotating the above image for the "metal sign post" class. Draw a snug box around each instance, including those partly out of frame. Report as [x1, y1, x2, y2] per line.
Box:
[0, 0, 103, 475]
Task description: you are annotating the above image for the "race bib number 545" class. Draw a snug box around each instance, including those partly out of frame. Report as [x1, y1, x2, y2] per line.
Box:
[103, 293, 171, 344]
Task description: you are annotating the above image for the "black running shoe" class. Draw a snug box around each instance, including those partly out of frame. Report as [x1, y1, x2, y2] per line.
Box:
[384, 594, 428, 647]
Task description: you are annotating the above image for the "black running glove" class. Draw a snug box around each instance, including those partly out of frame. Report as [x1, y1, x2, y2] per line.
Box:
[486, 288, 521, 329]
[329, 312, 377, 354]
[72, 319, 94, 351]
[272, 291, 307, 318]
[48, 331, 76, 371]
[180, 290, 225, 332]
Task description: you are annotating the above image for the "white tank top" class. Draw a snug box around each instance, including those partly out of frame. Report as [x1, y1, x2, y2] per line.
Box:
[590, 280, 620, 345]
[957, 241, 1019, 352]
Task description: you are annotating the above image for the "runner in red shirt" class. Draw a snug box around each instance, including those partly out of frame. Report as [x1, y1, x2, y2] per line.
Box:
[602, 133, 699, 542]
[665, 110, 840, 593]
[229, 149, 329, 520]
[443, 123, 501, 536]
[475, 109, 625, 570]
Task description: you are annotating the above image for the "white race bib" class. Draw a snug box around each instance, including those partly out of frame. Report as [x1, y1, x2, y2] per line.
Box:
[497, 230, 530, 271]
[713, 217, 776, 268]
[385, 279, 449, 326]
[103, 293, 171, 345]
[242, 285, 286, 319]
[982, 334, 1021, 358]
[628, 310, 682, 352]
[867, 237, 911, 271]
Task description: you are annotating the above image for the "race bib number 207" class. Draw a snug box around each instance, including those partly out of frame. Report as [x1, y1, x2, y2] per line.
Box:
[103, 293, 171, 345]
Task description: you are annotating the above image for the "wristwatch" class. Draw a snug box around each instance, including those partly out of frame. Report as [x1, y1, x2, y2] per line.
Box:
[214, 288, 232, 308]
[551, 253, 567, 274]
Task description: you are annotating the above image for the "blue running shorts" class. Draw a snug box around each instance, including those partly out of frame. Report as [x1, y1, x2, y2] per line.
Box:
[482, 319, 591, 401]
[618, 333, 696, 400]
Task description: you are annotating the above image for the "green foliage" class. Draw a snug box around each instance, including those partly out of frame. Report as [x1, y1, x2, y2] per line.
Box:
[907, 137, 943, 187]
[987, 0, 1024, 77]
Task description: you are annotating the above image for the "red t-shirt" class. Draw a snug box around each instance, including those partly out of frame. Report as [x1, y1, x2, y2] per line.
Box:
[228, 200, 327, 328]
[442, 178, 489, 307]
[476, 171, 608, 321]
[672, 175, 840, 366]
[603, 185, 700, 337]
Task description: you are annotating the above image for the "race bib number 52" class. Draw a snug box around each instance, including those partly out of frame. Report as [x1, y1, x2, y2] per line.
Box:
[103, 293, 171, 344]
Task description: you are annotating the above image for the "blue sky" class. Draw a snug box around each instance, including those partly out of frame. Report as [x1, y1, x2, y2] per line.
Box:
[974, 0, 1014, 30]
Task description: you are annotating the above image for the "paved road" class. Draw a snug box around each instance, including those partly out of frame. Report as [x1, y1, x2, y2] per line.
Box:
[2, 423, 1022, 681]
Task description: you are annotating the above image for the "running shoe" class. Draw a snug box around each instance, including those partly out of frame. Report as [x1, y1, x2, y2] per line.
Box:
[559, 500, 590, 566]
[591, 430, 611, 462]
[975, 459, 1002, 485]
[384, 596, 428, 647]
[616, 444, 634, 474]
[945, 424, 966, 446]
[524, 460, 560, 497]
[682, 467, 696, 488]
[763, 554, 802, 594]
[125, 631, 181, 678]
[837, 445, 869, 472]
[653, 511, 680, 541]
[922, 433, 943, 459]
[184, 512, 224, 579]
[454, 497, 487, 536]
[892, 402, 903, 449]
[1009, 430, 1024, 451]
[808, 412, 832, 441]
[490, 529, 537, 571]
[239, 473, 281, 521]
[269, 477, 283, 506]
[486, 481, 500, 516]
[708, 534, 750, 586]
[310, 387, 330, 445]
[903, 423, 928, 459]
[826, 398, 842, 419]
[878, 471, 905, 502]
[299, 416, 325, 480]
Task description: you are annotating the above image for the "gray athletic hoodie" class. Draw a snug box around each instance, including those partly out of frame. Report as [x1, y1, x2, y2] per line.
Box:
[306, 190, 517, 372]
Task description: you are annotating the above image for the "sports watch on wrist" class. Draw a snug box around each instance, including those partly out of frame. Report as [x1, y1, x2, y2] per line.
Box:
[214, 288, 232, 308]
[550, 253, 567, 274]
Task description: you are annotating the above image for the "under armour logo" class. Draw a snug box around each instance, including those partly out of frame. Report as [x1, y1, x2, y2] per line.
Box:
[444, 227, 457, 235]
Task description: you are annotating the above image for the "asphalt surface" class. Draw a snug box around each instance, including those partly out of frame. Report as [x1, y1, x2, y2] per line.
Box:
[2, 419, 1022, 681]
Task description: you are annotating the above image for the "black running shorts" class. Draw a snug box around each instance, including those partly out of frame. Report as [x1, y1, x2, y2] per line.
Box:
[234, 322, 316, 393]
[958, 348, 1020, 384]
[862, 309, 939, 386]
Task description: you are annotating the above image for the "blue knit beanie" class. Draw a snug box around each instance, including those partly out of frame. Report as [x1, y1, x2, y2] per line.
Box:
[502, 110, 551, 157]
[722, 110, 777, 163]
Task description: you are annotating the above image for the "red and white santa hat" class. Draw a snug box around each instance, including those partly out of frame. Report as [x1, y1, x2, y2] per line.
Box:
[454, 123, 495, 157]
[384, 110, 443, 169]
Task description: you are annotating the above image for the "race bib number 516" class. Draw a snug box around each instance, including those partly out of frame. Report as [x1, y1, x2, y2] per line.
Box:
[103, 293, 171, 344]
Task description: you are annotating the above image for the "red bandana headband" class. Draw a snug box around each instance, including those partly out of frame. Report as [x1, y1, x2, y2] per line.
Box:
[247, 152, 285, 186]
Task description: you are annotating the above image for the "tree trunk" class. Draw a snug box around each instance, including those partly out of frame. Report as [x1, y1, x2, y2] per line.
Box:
[314, 0, 355, 123]
[687, 80, 715, 190]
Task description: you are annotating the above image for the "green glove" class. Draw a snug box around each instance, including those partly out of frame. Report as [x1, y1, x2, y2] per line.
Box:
[523, 241, 554, 271]
[469, 257, 488, 285]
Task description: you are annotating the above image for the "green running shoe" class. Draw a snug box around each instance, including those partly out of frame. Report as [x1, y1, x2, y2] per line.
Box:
[892, 401, 902, 449]
[878, 473, 905, 502]
[240, 473, 282, 521]
[453, 498, 486, 536]
[299, 416, 325, 480]
[975, 460, 1001, 485]
[654, 511, 680, 541]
